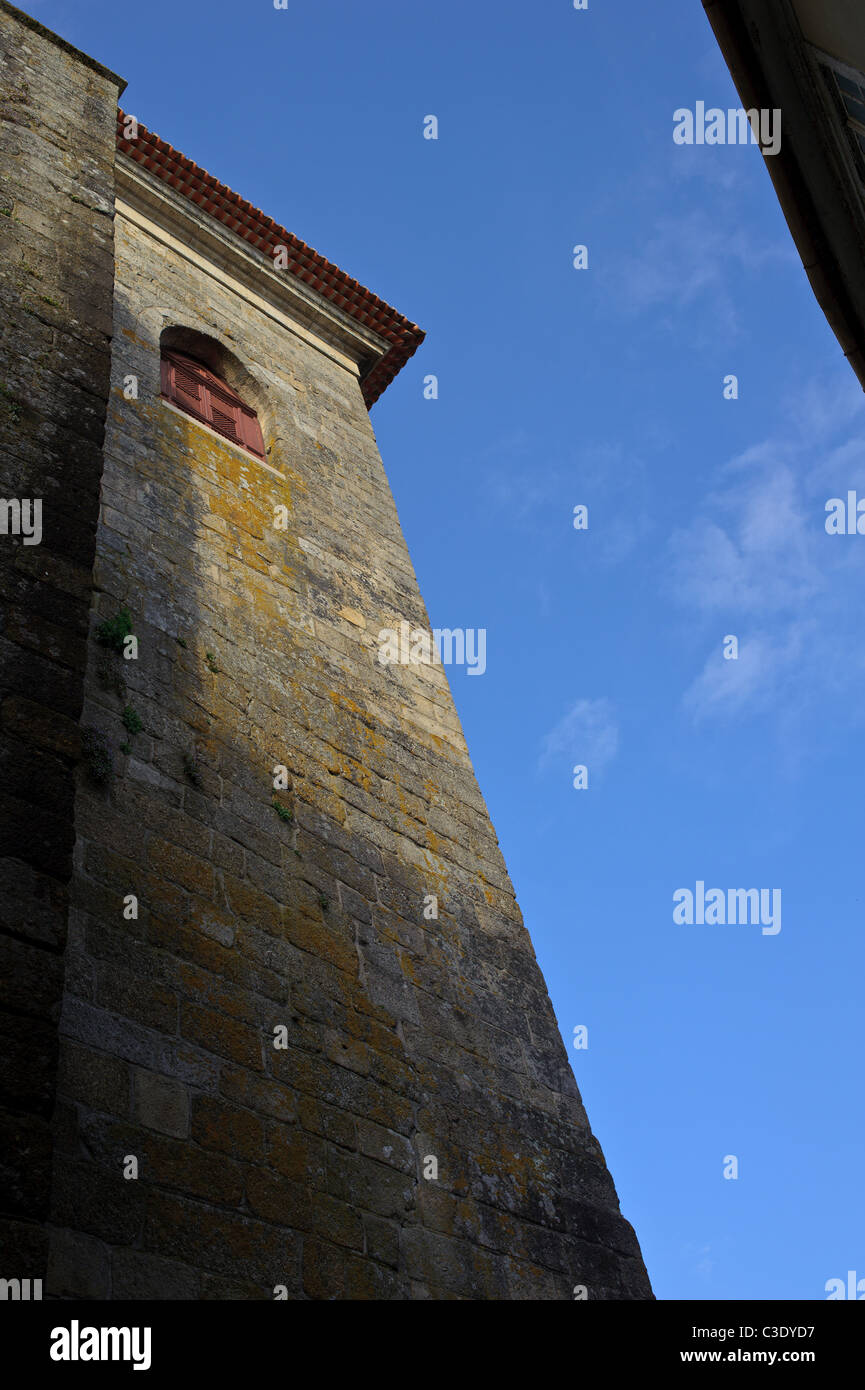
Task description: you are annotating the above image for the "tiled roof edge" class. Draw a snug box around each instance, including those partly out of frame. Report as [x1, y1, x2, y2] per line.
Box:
[116, 111, 424, 406]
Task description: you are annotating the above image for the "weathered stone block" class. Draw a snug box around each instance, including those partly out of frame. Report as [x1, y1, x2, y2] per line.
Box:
[133, 1070, 189, 1139]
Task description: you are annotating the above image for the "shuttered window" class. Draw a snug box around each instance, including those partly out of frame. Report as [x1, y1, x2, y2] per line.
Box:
[160, 349, 265, 459]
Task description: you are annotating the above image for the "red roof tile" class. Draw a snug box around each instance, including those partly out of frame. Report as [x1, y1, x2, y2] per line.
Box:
[116, 112, 424, 407]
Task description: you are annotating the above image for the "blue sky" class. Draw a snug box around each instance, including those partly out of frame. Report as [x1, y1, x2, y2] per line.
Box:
[29, 0, 865, 1299]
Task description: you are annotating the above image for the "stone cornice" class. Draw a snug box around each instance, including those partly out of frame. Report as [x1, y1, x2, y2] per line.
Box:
[116, 158, 388, 382]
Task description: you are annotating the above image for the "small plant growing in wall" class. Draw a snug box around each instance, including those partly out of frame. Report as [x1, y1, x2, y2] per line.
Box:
[272, 798, 293, 824]
[205, 651, 220, 674]
[176, 636, 187, 649]
[95, 606, 133, 654]
[81, 727, 114, 785]
[318, 894, 329, 912]
[0, 381, 21, 424]
[122, 705, 143, 737]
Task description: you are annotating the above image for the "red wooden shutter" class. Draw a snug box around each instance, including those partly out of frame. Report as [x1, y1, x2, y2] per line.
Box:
[161, 350, 265, 459]
[173, 355, 207, 418]
[206, 379, 245, 449]
[237, 404, 265, 459]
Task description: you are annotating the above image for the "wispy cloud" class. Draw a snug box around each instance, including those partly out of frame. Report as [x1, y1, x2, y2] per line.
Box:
[670, 375, 865, 724]
[605, 208, 794, 329]
[682, 624, 816, 723]
[668, 451, 826, 616]
[539, 697, 619, 776]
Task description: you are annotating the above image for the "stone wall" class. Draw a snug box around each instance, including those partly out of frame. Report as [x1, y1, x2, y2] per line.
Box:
[45, 156, 652, 1298]
[0, 1, 123, 1279]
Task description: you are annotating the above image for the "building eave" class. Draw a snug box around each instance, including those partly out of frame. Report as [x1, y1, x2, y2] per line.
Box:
[703, 0, 865, 391]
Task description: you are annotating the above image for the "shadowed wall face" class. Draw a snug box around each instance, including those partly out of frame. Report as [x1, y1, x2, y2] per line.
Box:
[0, 1, 122, 1279]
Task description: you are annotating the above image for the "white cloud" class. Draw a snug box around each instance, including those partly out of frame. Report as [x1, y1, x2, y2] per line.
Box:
[539, 698, 619, 775]
[668, 454, 826, 616]
[605, 208, 794, 329]
[671, 375, 865, 724]
[682, 624, 815, 723]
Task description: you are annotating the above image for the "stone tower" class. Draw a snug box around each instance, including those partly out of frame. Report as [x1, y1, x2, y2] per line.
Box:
[0, 1, 652, 1299]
